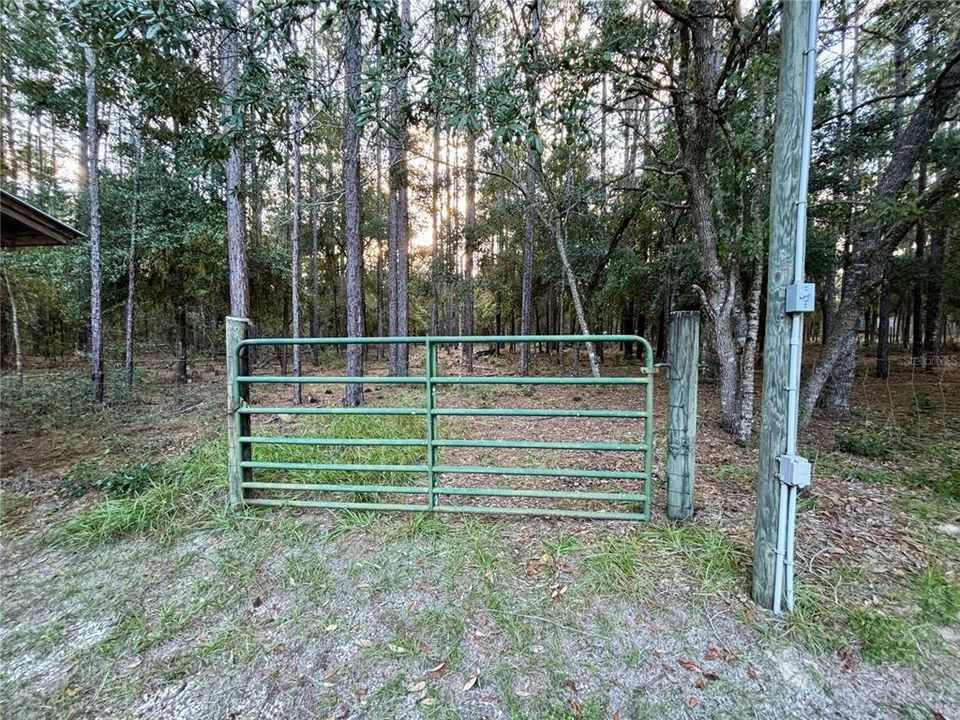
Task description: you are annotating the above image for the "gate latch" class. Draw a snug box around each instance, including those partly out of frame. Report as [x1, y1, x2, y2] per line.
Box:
[779, 454, 811, 488]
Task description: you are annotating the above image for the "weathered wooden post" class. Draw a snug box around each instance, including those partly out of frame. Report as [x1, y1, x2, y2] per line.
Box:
[226, 316, 251, 510]
[667, 311, 700, 520]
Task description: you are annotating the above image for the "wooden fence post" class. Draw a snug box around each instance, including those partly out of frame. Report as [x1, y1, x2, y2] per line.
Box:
[226, 316, 250, 510]
[667, 311, 700, 520]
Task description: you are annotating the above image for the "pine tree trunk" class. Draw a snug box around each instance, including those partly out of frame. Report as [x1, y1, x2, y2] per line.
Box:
[290, 92, 303, 405]
[343, 2, 364, 406]
[1, 269, 22, 386]
[875, 275, 891, 378]
[923, 226, 947, 368]
[376, 137, 385, 357]
[519, 0, 541, 376]
[911, 162, 926, 363]
[123, 131, 142, 388]
[461, 0, 478, 370]
[309, 162, 320, 357]
[387, 0, 411, 375]
[219, 0, 250, 319]
[84, 47, 104, 403]
[174, 292, 188, 385]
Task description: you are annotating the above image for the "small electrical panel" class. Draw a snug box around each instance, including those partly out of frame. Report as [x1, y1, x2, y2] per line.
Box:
[786, 283, 816, 313]
[779, 454, 812, 488]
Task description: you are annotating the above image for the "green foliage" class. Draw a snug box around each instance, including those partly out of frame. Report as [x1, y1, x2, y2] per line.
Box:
[835, 429, 891, 460]
[58, 461, 101, 499]
[1, 367, 143, 432]
[58, 460, 160, 499]
[846, 610, 916, 664]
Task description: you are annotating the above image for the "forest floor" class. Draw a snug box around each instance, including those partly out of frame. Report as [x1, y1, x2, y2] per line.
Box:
[1, 347, 959, 719]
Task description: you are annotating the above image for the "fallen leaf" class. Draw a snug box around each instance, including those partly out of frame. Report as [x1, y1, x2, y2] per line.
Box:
[563, 679, 578, 692]
[688, 697, 698, 708]
[355, 687, 368, 698]
[325, 623, 339, 633]
[252, 596, 263, 608]
[555, 560, 574, 574]
[419, 697, 436, 706]
[428, 661, 447, 676]
[704, 646, 731, 662]
[747, 664, 758, 680]
[653, 649, 664, 658]
[570, 699, 584, 713]
[462, 675, 479, 692]
[678, 659, 701, 673]
[702, 671, 720, 682]
[694, 678, 706, 690]
[407, 680, 427, 694]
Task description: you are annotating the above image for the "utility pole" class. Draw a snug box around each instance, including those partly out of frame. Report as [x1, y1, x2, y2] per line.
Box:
[753, 0, 818, 613]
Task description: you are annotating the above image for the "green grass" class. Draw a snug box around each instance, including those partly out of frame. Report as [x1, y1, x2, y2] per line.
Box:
[579, 523, 742, 602]
[712, 463, 756, 485]
[650, 524, 743, 593]
[914, 566, 960, 626]
[251, 414, 428, 493]
[51, 414, 433, 545]
[52, 438, 229, 545]
[581, 534, 651, 600]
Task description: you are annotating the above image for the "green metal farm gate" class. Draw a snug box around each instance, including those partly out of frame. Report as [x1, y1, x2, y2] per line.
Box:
[227, 331, 654, 520]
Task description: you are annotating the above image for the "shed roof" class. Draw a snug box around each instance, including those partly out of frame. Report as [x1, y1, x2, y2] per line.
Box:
[1, 190, 84, 248]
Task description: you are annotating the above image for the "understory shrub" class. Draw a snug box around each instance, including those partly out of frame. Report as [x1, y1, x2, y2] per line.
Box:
[835, 429, 891, 460]
[58, 461, 161, 499]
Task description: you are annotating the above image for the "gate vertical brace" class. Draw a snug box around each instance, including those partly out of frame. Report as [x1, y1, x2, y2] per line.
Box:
[425, 339, 437, 509]
[666, 311, 700, 520]
[226, 316, 251, 510]
[643, 336, 654, 520]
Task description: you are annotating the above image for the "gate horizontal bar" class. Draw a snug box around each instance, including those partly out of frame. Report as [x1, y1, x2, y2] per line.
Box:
[241, 436, 427, 447]
[238, 334, 653, 347]
[430, 408, 647, 419]
[244, 497, 645, 520]
[238, 406, 428, 416]
[246, 498, 431, 512]
[433, 439, 644, 452]
[432, 465, 646, 480]
[431, 376, 648, 385]
[241, 481, 426, 494]
[240, 461, 428, 473]
[432, 505, 648, 520]
[242, 482, 645, 503]
[435, 486, 647, 502]
[237, 375, 647, 386]
[237, 375, 426, 384]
